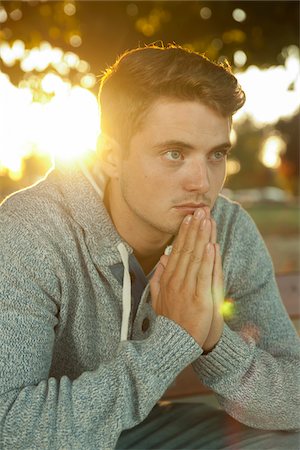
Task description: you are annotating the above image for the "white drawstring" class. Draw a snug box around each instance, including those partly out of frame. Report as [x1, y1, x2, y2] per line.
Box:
[117, 242, 132, 342]
[79, 162, 132, 342]
[164, 245, 173, 256]
[79, 162, 133, 342]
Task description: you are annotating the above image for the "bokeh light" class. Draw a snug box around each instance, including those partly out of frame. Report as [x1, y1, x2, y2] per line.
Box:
[64, 3, 76, 16]
[227, 159, 241, 176]
[232, 8, 246, 23]
[260, 134, 287, 169]
[10, 8, 22, 21]
[200, 7, 212, 20]
[135, 7, 170, 36]
[0, 6, 8, 23]
[69, 34, 82, 48]
[127, 3, 139, 17]
[234, 50, 247, 68]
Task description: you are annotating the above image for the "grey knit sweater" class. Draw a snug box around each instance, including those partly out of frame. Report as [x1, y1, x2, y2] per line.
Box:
[0, 163, 299, 449]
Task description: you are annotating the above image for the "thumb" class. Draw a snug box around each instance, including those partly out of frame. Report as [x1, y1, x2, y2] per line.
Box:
[150, 254, 168, 302]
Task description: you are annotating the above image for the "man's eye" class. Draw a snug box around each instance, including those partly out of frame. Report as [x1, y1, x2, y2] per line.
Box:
[165, 150, 183, 161]
[211, 150, 229, 161]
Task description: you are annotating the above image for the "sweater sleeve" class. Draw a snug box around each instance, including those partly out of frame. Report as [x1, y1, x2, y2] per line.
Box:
[0, 211, 202, 449]
[193, 206, 300, 431]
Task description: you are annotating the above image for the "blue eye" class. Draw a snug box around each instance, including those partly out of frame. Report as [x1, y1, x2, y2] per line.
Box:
[165, 150, 183, 161]
[210, 150, 230, 161]
[214, 151, 225, 160]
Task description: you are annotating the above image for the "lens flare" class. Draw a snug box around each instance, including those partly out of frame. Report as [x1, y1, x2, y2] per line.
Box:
[221, 299, 235, 319]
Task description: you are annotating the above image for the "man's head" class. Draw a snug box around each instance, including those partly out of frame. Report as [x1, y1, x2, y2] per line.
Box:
[97, 44, 246, 247]
[99, 43, 245, 147]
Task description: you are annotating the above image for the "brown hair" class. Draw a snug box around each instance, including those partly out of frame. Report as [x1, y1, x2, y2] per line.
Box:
[99, 43, 245, 146]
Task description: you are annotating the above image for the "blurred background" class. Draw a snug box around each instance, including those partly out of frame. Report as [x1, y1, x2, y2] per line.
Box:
[0, 0, 299, 274]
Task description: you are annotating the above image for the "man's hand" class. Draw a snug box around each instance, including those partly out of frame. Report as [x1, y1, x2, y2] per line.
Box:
[150, 209, 215, 347]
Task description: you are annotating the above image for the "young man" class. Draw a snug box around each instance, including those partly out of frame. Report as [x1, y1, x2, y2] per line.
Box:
[0, 45, 299, 449]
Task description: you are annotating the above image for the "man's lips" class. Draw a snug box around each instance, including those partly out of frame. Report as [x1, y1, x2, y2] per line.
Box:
[174, 203, 209, 213]
[175, 203, 208, 208]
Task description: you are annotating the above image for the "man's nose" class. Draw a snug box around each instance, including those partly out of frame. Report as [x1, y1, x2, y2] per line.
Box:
[183, 160, 210, 193]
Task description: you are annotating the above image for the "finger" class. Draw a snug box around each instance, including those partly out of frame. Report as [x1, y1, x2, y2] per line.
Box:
[165, 209, 205, 276]
[195, 241, 215, 299]
[162, 214, 192, 275]
[185, 217, 212, 284]
[203, 206, 211, 218]
[212, 243, 224, 309]
[172, 210, 207, 277]
[150, 255, 168, 303]
[210, 218, 217, 244]
[159, 254, 169, 268]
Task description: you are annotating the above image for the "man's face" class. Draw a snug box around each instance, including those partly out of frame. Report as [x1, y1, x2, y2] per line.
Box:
[110, 99, 231, 241]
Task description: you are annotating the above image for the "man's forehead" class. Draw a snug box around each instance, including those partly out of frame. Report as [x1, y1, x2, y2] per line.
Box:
[141, 99, 230, 138]
[143, 98, 230, 128]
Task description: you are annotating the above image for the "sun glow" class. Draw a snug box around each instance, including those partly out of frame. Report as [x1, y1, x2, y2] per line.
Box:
[0, 71, 100, 179]
[0, 40, 100, 180]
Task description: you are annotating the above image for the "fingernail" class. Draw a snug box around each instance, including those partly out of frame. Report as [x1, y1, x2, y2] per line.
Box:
[194, 208, 204, 220]
[184, 215, 192, 224]
[201, 218, 208, 230]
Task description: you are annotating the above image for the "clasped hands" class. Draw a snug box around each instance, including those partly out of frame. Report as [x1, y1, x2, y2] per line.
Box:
[150, 207, 224, 353]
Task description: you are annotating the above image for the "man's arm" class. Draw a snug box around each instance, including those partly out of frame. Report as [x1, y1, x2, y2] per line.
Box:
[0, 213, 201, 449]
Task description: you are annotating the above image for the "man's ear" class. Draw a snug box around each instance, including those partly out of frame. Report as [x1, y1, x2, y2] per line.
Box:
[97, 134, 121, 178]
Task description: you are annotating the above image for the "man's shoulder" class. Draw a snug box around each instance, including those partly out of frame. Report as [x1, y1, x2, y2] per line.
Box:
[0, 171, 74, 246]
[212, 193, 257, 238]
[213, 193, 242, 221]
[1, 173, 63, 222]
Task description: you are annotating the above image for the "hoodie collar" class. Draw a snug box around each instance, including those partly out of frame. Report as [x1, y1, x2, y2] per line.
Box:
[47, 158, 133, 269]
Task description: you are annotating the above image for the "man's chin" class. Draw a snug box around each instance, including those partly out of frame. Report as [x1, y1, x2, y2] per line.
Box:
[158, 220, 182, 237]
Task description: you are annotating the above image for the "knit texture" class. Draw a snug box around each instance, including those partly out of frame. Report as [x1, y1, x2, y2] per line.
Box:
[0, 165, 299, 449]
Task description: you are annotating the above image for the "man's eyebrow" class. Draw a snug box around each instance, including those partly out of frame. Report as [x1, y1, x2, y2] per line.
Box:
[210, 142, 232, 151]
[152, 140, 195, 150]
[153, 140, 232, 151]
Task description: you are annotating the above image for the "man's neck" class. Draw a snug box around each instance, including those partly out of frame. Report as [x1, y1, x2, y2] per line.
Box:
[132, 247, 169, 276]
[104, 182, 172, 274]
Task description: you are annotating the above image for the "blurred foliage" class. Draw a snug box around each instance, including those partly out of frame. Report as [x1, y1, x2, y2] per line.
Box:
[276, 113, 300, 195]
[226, 121, 273, 190]
[246, 203, 299, 235]
[226, 114, 300, 195]
[1, 1, 299, 77]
